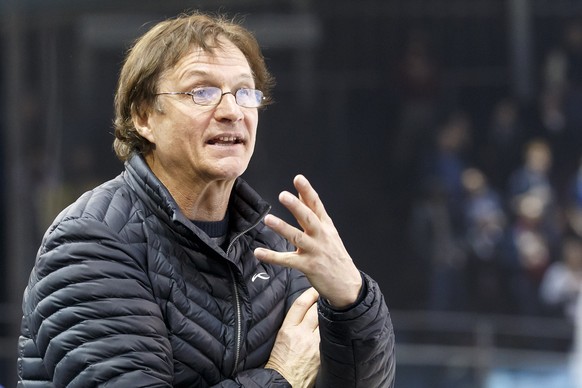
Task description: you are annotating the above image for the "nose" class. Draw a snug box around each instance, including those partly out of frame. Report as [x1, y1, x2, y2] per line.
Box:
[214, 91, 243, 122]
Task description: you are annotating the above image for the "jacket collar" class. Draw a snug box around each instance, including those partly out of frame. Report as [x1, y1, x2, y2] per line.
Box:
[124, 153, 271, 240]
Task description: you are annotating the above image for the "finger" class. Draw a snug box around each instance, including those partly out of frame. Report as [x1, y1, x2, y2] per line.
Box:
[278, 191, 321, 236]
[301, 301, 319, 330]
[281, 287, 319, 326]
[254, 246, 300, 270]
[262, 214, 316, 251]
[293, 175, 331, 222]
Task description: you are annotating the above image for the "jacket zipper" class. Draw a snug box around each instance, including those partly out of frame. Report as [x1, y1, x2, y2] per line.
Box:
[225, 206, 271, 375]
[228, 266, 243, 376]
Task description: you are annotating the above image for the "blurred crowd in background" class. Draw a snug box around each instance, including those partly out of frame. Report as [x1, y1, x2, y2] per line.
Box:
[397, 19, 582, 321]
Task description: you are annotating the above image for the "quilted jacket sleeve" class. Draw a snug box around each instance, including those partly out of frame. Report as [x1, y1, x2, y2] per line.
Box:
[316, 272, 396, 388]
[21, 216, 174, 387]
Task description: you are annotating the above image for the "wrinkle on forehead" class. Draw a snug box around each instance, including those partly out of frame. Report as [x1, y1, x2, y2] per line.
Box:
[162, 40, 253, 84]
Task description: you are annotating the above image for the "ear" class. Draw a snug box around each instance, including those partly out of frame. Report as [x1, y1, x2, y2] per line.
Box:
[132, 104, 156, 144]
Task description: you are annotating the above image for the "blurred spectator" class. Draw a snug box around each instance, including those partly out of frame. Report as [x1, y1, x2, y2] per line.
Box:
[409, 178, 468, 312]
[541, 19, 582, 190]
[480, 97, 526, 192]
[507, 138, 558, 227]
[390, 29, 442, 176]
[539, 234, 582, 319]
[409, 113, 473, 311]
[542, 33, 567, 135]
[500, 191, 556, 315]
[461, 167, 507, 313]
[540, 91, 566, 136]
[505, 140, 563, 279]
[563, 155, 582, 238]
[420, 111, 472, 215]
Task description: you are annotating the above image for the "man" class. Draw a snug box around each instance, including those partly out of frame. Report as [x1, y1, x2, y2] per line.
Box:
[18, 11, 395, 387]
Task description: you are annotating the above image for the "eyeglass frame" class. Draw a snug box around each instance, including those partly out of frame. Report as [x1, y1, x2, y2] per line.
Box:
[155, 86, 265, 108]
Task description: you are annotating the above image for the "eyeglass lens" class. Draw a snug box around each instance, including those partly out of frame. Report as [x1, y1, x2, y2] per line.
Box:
[192, 87, 263, 108]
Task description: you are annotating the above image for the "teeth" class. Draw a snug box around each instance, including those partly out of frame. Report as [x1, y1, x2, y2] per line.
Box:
[208, 135, 243, 145]
[218, 136, 237, 142]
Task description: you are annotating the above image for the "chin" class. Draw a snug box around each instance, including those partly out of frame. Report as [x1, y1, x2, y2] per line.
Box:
[214, 158, 250, 178]
[212, 167, 248, 182]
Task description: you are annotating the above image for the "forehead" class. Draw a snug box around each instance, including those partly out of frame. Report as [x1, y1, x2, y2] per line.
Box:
[162, 40, 253, 84]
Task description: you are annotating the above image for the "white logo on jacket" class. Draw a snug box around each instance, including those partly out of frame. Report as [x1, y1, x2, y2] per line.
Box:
[252, 272, 270, 282]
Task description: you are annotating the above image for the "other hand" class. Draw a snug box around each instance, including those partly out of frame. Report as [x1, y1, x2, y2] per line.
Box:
[266, 287, 320, 388]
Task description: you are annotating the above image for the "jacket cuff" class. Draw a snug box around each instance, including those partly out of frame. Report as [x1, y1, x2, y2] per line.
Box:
[317, 271, 381, 328]
[320, 272, 367, 312]
[235, 368, 291, 387]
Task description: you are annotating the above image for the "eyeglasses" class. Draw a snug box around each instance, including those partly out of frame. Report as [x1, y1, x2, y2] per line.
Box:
[155, 87, 264, 108]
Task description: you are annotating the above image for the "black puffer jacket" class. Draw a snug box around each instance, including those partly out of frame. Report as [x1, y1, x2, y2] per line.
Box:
[18, 154, 395, 387]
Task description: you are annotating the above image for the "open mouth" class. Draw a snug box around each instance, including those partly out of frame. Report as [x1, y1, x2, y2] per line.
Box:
[207, 135, 244, 145]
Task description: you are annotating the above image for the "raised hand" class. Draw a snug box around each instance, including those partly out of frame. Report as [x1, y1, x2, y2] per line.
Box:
[255, 175, 362, 308]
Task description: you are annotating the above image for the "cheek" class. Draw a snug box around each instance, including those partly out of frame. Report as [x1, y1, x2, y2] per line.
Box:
[247, 114, 259, 137]
[170, 116, 207, 144]
[154, 126, 196, 156]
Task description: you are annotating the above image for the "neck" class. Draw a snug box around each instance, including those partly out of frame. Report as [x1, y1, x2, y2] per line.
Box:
[177, 183, 234, 221]
[145, 155, 236, 221]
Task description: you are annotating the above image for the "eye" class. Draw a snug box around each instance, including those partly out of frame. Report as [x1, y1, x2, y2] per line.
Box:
[237, 88, 251, 97]
[235, 88, 264, 108]
[191, 87, 221, 105]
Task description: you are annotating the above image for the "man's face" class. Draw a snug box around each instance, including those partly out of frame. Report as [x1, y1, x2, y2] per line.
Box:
[135, 40, 259, 188]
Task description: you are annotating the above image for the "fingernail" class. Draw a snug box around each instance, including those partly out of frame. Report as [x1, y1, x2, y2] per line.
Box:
[295, 174, 307, 185]
[265, 214, 280, 226]
[279, 192, 293, 204]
